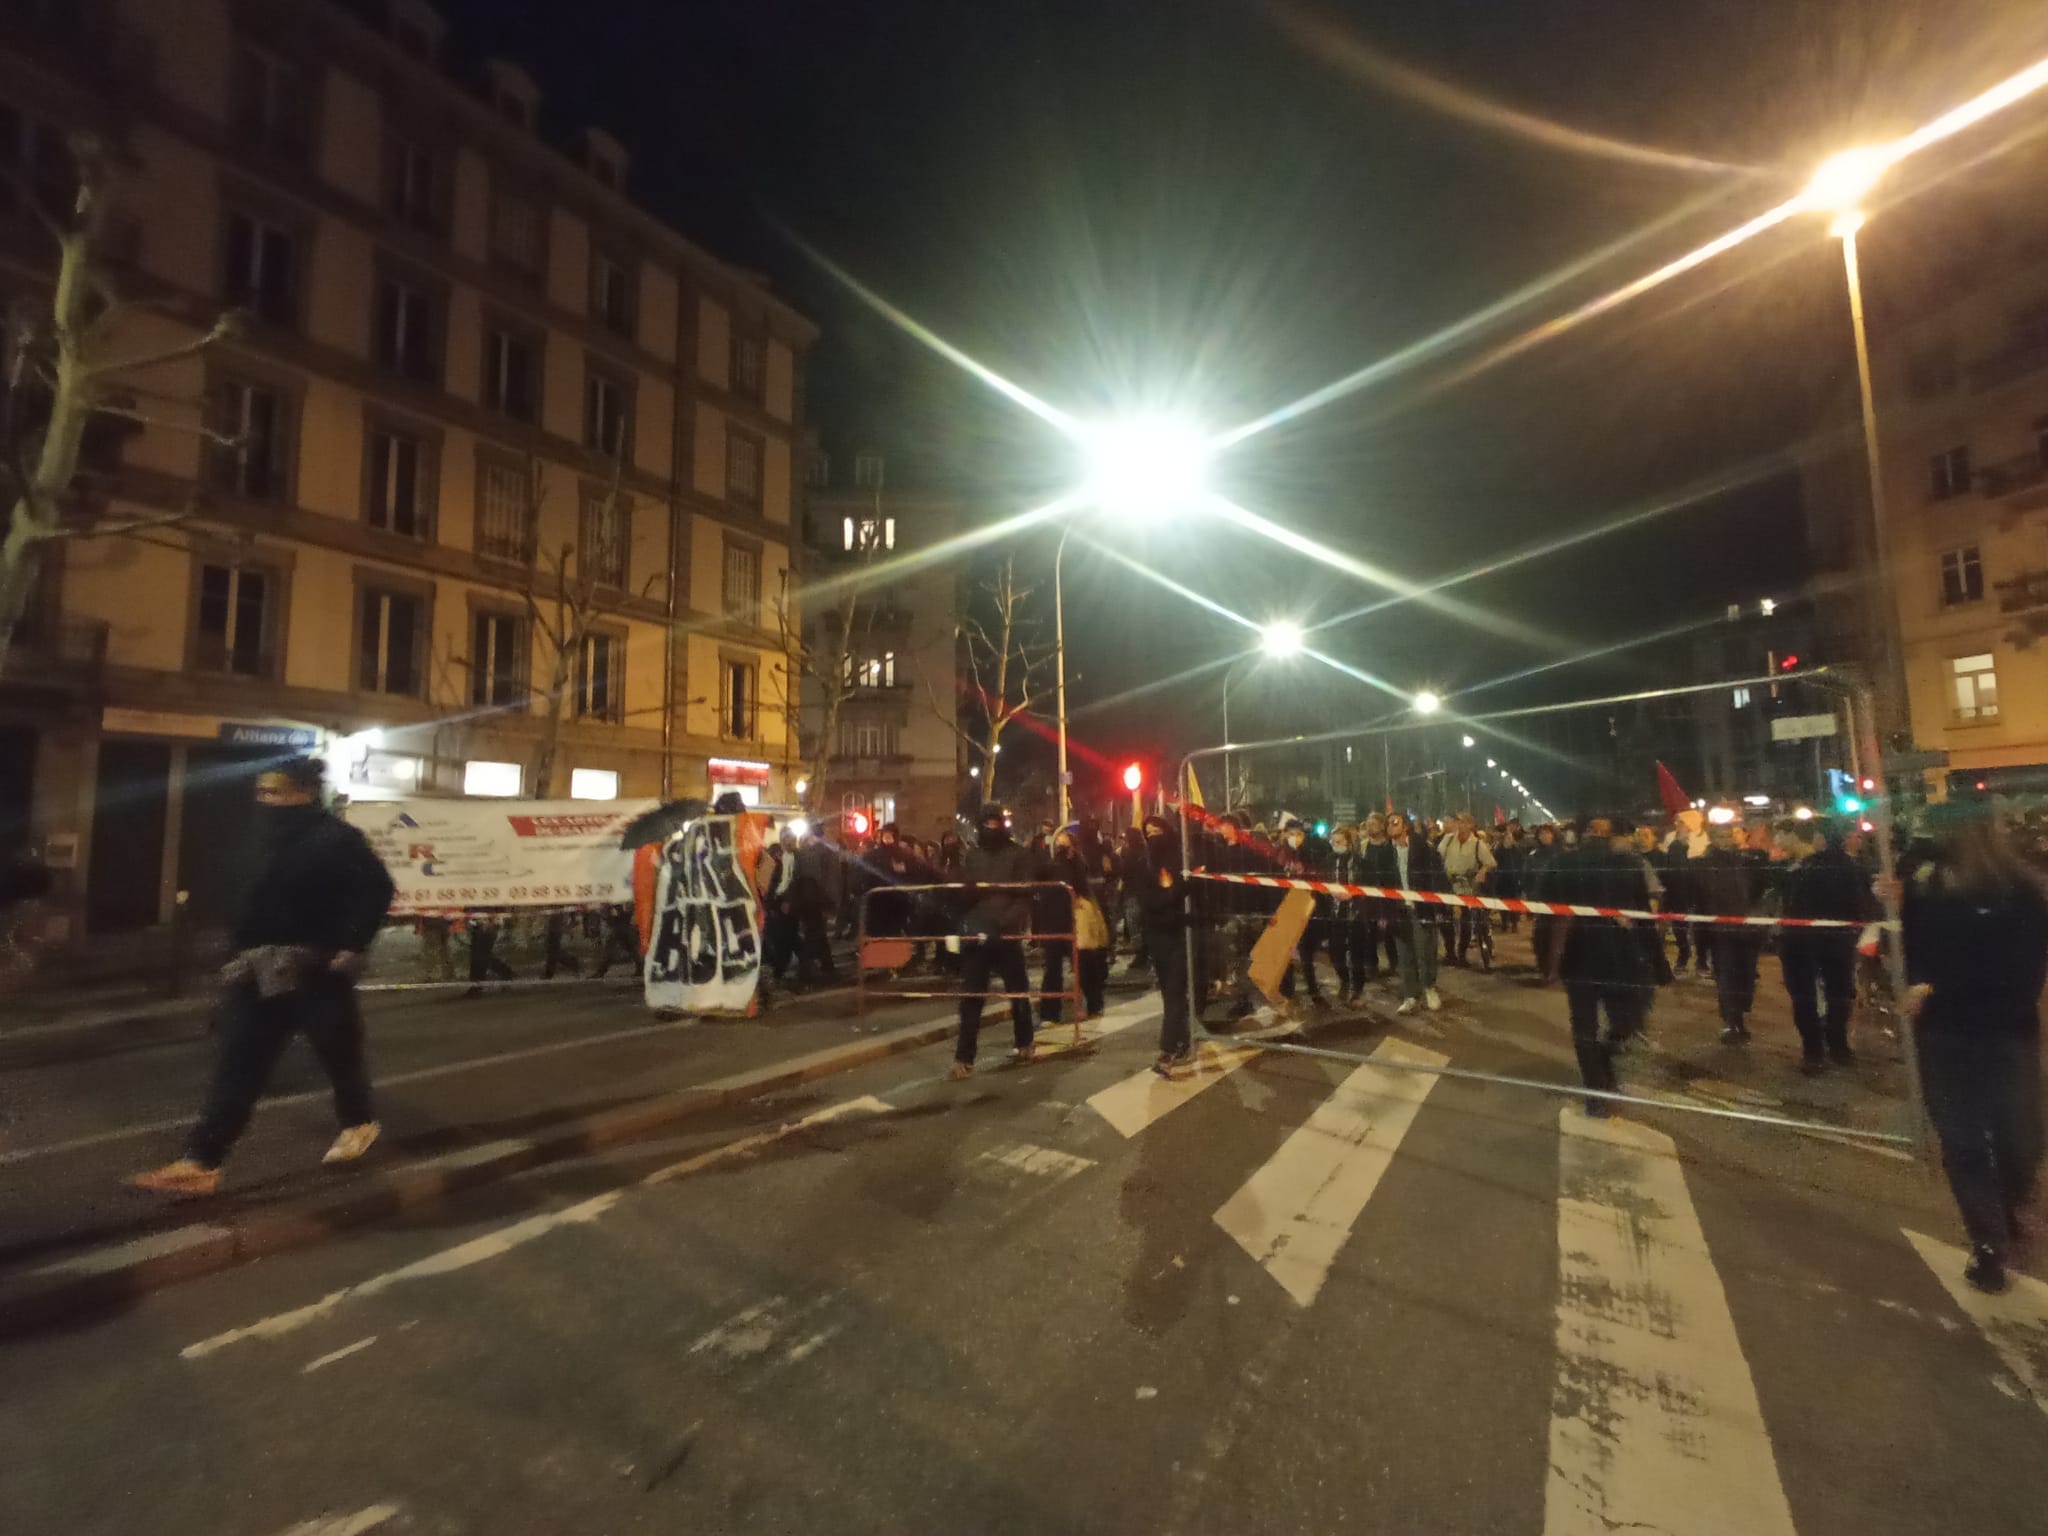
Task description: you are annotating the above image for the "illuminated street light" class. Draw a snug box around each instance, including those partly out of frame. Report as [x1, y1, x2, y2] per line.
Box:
[1800, 145, 1895, 219]
[1759, 598, 1776, 617]
[1079, 417, 1213, 524]
[1413, 691, 1442, 715]
[1486, 758, 1497, 769]
[1461, 734, 1475, 748]
[1261, 619, 1304, 657]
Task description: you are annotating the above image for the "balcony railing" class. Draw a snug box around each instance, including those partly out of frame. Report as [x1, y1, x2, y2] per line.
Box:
[1996, 570, 2048, 614]
[1976, 449, 2048, 499]
[1968, 331, 2048, 393]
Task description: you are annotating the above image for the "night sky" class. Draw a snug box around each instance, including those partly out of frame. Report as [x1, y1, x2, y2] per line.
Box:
[436, 0, 2048, 807]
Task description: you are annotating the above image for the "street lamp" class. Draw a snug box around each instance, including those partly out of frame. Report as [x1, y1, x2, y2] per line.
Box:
[1223, 618, 1306, 810]
[1413, 690, 1442, 715]
[1461, 734, 1475, 748]
[1057, 416, 1214, 826]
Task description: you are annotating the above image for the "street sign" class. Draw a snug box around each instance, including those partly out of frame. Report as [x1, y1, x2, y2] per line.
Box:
[1331, 801, 1358, 823]
[1770, 713, 1839, 742]
[219, 722, 319, 750]
[1884, 748, 1951, 772]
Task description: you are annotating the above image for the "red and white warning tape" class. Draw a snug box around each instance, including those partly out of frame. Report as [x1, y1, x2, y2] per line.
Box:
[1188, 870, 1863, 929]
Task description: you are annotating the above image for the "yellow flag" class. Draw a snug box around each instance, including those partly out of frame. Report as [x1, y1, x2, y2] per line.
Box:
[1184, 763, 1205, 809]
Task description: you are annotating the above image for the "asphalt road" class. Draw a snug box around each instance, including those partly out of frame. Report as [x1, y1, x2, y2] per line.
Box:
[5, 968, 2045, 1536]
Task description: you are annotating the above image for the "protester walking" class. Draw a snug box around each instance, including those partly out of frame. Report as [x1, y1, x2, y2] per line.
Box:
[1694, 821, 1770, 1041]
[1365, 811, 1445, 1014]
[952, 803, 1038, 1078]
[1039, 828, 1106, 1024]
[1328, 823, 1375, 1003]
[1894, 801, 2048, 1294]
[1276, 814, 1332, 1008]
[1438, 813, 1496, 967]
[1537, 815, 1654, 1115]
[1137, 813, 1196, 1075]
[1775, 818, 1877, 1072]
[133, 757, 395, 1195]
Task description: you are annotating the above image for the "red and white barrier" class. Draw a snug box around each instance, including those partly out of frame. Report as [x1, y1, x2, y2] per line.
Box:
[1189, 870, 1863, 929]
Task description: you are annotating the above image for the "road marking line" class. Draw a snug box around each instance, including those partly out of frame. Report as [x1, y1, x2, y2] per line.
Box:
[2, 1020, 692, 1165]
[181, 1097, 888, 1361]
[274, 1506, 401, 1536]
[1545, 1108, 1797, 1536]
[1211, 1037, 1446, 1307]
[1903, 1229, 2048, 1417]
[980, 1141, 1096, 1181]
[300, 1335, 378, 1375]
[1086, 1041, 1259, 1138]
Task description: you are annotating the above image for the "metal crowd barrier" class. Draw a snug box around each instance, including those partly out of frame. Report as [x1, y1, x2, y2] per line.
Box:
[855, 881, 1084, 1044]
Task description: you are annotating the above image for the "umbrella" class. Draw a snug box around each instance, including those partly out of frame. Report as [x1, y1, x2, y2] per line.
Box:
[617, 798, 708, 850]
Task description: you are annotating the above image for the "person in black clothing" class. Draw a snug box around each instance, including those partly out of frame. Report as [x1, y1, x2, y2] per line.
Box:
[1038, 828, 1100, 1025]
[133, 758, 396, 1195]
[1117, 827, 1152, 970]
[1524, 823, 1562, 981]
[951, 803, 1039, 1078]
[1774, 819, 1878, 1071]
[1901, 801, 2048, 1295]
[1275, 815, 1332, 1008]
[1694, 822, 1771, 1041]
[1362, 812, 1448, 1014]
[1538, 815, 1654, 1114]
[1134, 814, 1197, 1075]
[1327, 823, 1371, 1004]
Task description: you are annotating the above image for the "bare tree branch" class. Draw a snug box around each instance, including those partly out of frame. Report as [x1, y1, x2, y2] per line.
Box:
[89, 311, 245, 381]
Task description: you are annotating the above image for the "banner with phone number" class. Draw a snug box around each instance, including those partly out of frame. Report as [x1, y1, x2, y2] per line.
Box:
[344, 799, 657, 915]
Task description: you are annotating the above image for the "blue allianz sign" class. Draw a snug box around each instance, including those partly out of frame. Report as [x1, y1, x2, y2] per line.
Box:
[219, 722, 319, 751]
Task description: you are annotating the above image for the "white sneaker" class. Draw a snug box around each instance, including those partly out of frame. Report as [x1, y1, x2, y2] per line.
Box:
[322, 1122, 381, 1165]
[1396, 997, 1418, 1015]
[1424, 988, 1443, 1012]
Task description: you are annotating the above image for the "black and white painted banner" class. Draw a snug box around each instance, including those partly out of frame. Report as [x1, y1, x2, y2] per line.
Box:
[644, 814, 762, 1014]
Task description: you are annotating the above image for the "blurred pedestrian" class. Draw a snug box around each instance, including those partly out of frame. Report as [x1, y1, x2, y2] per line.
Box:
[1276, 814, 1332, 1008]
[1540, 814, 1654, 1115]
[1695, 821, 1770, 1042]
[1039, 827, 1106, 1024]
[1139, 814, 1195, 1075]
[1901, 800, 2048, 1294]
[951, 803, 1038, 1078]
[1365, 811, 1445, 1014]
[1774, 818, 1877, 1072]
[133, 758, 394, 1195]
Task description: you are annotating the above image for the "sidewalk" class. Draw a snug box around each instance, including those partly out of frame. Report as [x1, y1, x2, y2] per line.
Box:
[0, 984, 983, 1335]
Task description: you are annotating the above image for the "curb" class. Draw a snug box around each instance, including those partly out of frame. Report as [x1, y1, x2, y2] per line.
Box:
[0, 1016, 958, 1340]
[0, 1000, 213, 1072]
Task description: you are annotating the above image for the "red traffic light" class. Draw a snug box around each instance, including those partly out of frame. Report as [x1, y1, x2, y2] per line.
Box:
[1122, 762, 1143, 793]
[846, 810, 871, 837]
[1859, 776, 1876, 793]
[1779, 653, 1800, 671]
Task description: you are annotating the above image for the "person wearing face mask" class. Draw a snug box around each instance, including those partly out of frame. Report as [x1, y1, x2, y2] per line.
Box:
[133, 757, 396, 1195]
[1139, 814, 1197, 1075]
[951, 803, 1040, 1078]
[1208, 812, 1276, 1021]
[1362, 811, 1446, 1014]
[1039, 827, 1108, 1024]
[1275, 814, 1333, 1009]
[1327, 823, 1371, 1004]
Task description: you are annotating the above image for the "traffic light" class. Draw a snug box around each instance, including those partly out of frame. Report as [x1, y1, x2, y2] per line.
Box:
[845, 809, 871, 838]
[1836, 792, 1864, 815]
[1859, 776, 1876, 793]
[1779, 653, 1800, 671]
[1313, 820, 1330, 837]
[1122, 762, 1143, 793]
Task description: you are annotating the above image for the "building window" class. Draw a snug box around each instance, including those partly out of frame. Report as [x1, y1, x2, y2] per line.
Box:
[222, 210, 299, 327]
[575, 632, 623, 722]
[1929, 444, 1972, 500]
[592, 250, 634, 336]
[845, 651, 897, 689]
[389, 136, 444, 233]
[488, 185, 544, 277]
[463, 759, 522, 797]
[569, 767, 618, 801]
[727, 428, 762, 510]
[837, 719, 897, 758]
[583, 366, 632, 458]
[373, 274, 441, 383]
[0, 104, 76, 219]
[206, 377, 291, 501]
[471, 610, 526, 707]
[482, 325, 539, 422]
[721, 538, 760, 625]
[1731, 686, 1751, 709]
[731, 334, 763, 400]
[842, 516, 896, 552]
[475, 455, 534, 564]
[1952, 653, 1999, 722]
[358, 587, 425, 696]
[230, 41, 312, 160]
[854, 452, 884, 490]
[721, 658, 756, 739]
[194, 562, 275, 677]
[579, 490, 628, 588]
[365, 424, 433, 539]
[808, 451, 831, 489]
[1940, 546, 1984, 607]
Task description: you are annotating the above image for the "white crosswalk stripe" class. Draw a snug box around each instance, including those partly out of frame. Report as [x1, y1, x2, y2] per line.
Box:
[1212, 1037, 1446, 1307]
[1903, 1229, 2048, 1419]
[1546, 1108, 1797, 1536]
[1085, 1040, 1260, 1139]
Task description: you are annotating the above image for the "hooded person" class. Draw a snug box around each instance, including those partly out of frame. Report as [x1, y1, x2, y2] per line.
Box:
[1139, 813, 1196, 1075]
[1538, 813, 1655, 1115]
[951, 803, 1039, 1078]
[1039, 826, 1107, 1023]
[1274, 813, 1332, 1007]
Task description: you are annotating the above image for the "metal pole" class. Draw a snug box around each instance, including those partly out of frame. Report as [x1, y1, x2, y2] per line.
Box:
[1055, 527, 1073, 829]
[1221, 668, 1232, 813]
[1840, 227, 1908, 747]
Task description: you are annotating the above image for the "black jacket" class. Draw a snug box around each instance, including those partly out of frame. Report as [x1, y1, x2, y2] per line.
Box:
[1776, 846, 1878, 933]
[1135, 828, 1186, 929]
[1693, 846, 1768, 919]
[1360, 836, 1447, 900]
[232, 808, 395, 955]
[1904, 864, 2048, 1035]
[1537, 842, 1653, 988]
[961, 836, 1039, 939]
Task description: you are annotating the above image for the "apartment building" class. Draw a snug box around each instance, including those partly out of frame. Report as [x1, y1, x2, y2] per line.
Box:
[800, 447, 961, 840]
[0, 0, 813, 937]
[1803, 143, 2048, 798]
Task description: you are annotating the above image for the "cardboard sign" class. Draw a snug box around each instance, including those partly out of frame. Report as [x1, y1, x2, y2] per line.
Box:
[1247, 889, 1315, 1004]
[344, 798, 657, 914]
[644, 814, 765, 1016]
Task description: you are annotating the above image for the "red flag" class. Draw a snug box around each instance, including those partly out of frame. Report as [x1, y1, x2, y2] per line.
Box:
[1655, 760, 1690, 817]
[1494, 805, 1506, 826]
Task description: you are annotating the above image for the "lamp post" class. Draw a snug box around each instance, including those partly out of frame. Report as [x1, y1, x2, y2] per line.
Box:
[1222, 619, 1303, 811]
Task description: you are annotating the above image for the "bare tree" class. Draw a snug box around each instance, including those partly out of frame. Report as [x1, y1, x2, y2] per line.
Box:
[921, 556, 1054, 798]
[0, 132, 241, 672]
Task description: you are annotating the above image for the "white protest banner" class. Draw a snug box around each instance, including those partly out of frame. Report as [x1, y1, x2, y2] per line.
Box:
[345, 799, 656, 915]
[644, 814, 763, 1015]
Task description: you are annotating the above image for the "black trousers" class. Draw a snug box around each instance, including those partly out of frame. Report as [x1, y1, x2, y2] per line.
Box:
[796, 904, 836, 984]
[1780, 934, 1856, 1057]
[467, 925, 515, 983]
[1040, 942, 1107, 1021]
[1281, 916, 1328, 1000]
[1712, 931, 1761, 1027]
[1918, 1028, 2042, 1255]
[188, 974, 374, 1168]
[1149, 922, 1192, 1057]
[1566, 981, 1642, 1102]
[957, 937, 1034, 1063]
[1329, 909, 1378, 990]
